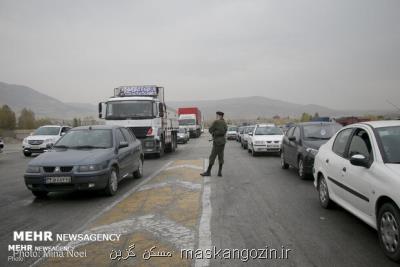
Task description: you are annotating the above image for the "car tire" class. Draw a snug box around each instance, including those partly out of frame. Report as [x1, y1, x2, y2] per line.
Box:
[281, 151, 289, 169]
[378, 203, 400, 262]
[318, 175, 332, 209]
[133, 158, 144, 179]
[32, 191, 48, 198]
[298, 158, 307, 179]
[104, 167, 118, 196]
[252, 148, 257, 157]
[24, 151, 32, 157]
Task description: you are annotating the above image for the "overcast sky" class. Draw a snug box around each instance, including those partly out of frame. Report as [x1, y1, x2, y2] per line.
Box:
[0, 0, 399, 110]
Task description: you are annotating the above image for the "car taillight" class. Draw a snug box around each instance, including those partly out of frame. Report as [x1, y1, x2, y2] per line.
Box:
[146, 127, 153, 136]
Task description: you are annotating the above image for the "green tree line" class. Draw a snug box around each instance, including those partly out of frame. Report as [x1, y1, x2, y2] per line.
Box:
[0, 105, 51, 129]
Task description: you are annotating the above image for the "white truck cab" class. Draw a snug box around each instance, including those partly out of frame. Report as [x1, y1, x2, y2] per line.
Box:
[99, 86, 178, 157]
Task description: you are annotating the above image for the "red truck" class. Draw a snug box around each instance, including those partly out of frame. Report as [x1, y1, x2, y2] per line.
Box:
[178, 107, 202, 138]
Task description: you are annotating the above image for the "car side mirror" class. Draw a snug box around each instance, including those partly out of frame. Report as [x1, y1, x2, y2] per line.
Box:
[61, 132, 66, 136]
[118, 141, 129, 149]
[98, 102, 105, 119]
[248, 132, 253, 136]
[350, 154, 370, 168]
[288, 136, 296, 141]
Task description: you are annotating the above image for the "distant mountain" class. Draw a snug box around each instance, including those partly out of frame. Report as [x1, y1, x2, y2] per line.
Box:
[0, 81, 97, 118]
[167, 96, 384, 120]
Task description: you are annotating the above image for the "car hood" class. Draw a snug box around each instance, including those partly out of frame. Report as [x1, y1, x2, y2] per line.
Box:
[29, 148, 114, 166]
[386, 164, 400, 176]
[26, 135, 59, 141]
[253, 135, 283, 141]
[303, 140, 329, 150]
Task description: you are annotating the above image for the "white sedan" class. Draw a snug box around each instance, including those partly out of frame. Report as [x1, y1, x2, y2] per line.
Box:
[248, 124, 284, 156]
[313, 120, 400, 262]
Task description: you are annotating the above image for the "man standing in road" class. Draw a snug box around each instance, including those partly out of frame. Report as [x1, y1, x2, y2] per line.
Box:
[201, 111, 227, 177]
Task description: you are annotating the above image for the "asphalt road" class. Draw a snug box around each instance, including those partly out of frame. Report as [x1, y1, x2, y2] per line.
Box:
[0, 136, 398, 266]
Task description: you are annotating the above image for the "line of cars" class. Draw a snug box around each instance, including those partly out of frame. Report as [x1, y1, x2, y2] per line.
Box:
[233, 120, 400, 262]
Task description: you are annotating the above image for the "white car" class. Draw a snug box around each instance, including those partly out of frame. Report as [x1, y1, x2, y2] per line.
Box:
[241, 125, 255, 149]
[313, 120, 400, 262]
[248, 124, 284, 156]
[177, 127, 190, 144]
[227, 125, 238, 140]
[22, 125, 72, 157]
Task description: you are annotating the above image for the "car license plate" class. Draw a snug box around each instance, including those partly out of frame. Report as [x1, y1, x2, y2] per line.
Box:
[45, 177, 71, 184]
[31, 145, 40, 149]
[267, 145, 280, 148]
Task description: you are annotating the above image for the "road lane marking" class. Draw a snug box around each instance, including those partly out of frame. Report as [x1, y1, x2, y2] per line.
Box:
[166, 164, 203, 171]
[138, 180, 201, 192]
[195, 159, 212, 267]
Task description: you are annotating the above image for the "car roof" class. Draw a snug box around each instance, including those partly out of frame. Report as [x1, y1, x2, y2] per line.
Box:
[38, 125, 66, 128]
[256, 124, 276, 127]
[295, 122, 339, 127]
[72, 125, 119, 131]
[355, 120, 400, 129]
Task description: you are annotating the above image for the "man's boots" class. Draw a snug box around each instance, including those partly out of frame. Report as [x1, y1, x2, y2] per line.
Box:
[217, 164, 223, 177]
[200, 164, 213, 176]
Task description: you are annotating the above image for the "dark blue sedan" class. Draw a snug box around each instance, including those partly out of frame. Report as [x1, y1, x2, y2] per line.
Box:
[24, 125, 144, 198]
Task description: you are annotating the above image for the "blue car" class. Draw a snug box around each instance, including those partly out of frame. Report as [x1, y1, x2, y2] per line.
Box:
[24, 125, 144, 198]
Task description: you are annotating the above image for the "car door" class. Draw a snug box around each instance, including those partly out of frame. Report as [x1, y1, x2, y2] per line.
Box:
[115, 128, 131, 179]
[325, 128, 353, 202]
[288, 126, 301, 166]
[342, 127, 374, 215]
[283, 127, 295, 163]
[121, 127, 139, 172]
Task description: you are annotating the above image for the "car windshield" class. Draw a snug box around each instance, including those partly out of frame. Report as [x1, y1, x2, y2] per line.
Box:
[54, 129, 113, 149]
[376, 126, 400, 164]
[179, 128, 186, 133]
[245, 127, 255, 133]
[33, 126, 60, 136]
[303, 124, 341, 140]
[228, 126, 238, 132]
[255, 126, 283, 135]
[106, 100, 153, 119]
[179, 119, 195, 126]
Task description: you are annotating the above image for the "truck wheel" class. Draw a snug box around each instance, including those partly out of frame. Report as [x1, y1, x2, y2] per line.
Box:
[133, 158, 143, 179]
[157, 139, 165, 158]
[32, 191, 48, 198]
[24, 151, 32, 157]
[104, 167, 118, 196]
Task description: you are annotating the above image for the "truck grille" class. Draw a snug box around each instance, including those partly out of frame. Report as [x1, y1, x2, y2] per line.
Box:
[28, 140, 44, 145]
[129, 127, 151, 139]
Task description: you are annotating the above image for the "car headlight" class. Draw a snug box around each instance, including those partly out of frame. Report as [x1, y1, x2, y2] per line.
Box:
[26, 166, 41, 173]
[77, 163, 106, 172]
[306, 148, 319, 156]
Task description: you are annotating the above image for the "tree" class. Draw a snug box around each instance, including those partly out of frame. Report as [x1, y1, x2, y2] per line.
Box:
[0, 105, 17, 129]
[35, 118, 52, 127]
[313, 112, 320, 120]
[300, 112, 312, 122]
[18, 108, 36, 129]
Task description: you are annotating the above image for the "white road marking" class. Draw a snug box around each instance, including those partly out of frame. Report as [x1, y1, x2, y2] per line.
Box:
[195, 159, 212, 267]
[67, 214, 195, 250]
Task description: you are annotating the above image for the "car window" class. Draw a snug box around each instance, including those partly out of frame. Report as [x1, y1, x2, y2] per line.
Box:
[293, 127, 301, 140]
[255, 126, 283, 135]
[377, 126, 400, 163]
[121, 128, 134, 143]
[55, 129, 113, 148]
[286, 127, 295, 137]
[332, 128, 353, 157]
[348, 129, 372, 159]
[116, 129, 127, 144]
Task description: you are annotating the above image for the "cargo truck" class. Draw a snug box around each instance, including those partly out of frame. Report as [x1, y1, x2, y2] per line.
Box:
[177, 107, 202, 138]
[99, 86, 178, 157]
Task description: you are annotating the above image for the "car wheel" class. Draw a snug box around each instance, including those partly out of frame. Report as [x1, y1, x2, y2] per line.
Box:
[378, 203, 400, 262]
[318, 175, 332, 209]
[252, 148, 257, 157]
[32, 191, 48, 198]
[281, 151, 289, 169]
[104, 167, 118, 196]
[133, 158, 144, 179]
[298, 158, 307, 179]
[24, 151, 32, 157]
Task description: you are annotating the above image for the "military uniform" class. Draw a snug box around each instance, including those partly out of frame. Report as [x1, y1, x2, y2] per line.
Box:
[208, 118, 227, 165]
[201, 111, 227, 177]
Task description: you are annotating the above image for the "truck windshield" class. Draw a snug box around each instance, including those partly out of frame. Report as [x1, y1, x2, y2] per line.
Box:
[106, 100, 154, 119]
[179, 119, 195, 126]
